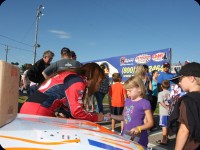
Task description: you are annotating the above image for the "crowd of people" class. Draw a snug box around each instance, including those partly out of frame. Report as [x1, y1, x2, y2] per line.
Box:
[19, 48, 200, 149]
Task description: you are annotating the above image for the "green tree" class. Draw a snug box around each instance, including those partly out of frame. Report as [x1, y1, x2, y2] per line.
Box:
[11, 62, 19, 65]
[21, 64, 27, 73]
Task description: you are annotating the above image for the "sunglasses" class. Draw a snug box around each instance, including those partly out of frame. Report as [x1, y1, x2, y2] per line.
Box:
[163, 66, 170, 68]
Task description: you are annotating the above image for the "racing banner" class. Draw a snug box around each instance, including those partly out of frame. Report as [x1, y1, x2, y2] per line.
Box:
[83, 48, 171, 81]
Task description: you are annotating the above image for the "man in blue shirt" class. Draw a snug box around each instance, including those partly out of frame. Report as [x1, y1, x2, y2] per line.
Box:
[158, 62, 176, 92]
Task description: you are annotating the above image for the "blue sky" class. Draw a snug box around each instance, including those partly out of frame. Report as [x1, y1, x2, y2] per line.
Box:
[0, 0, 200, 66]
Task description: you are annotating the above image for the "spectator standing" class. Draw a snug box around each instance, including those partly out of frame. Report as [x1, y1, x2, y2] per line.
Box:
[109, 73, 126, 133]
[27, 50, 54, 85]
[27, 50, 54, 94]
[70, 50, 77, 60]
[42, 47, 81, 79]
[156, 80, 170, 145]
[60, 47, 72, 59]
[151, 70, 159, 113]
[143, 64, 152, 80]
[168, 62, 200, 150]
[168, 84, 183, 115]
[110, 76, 154, 148]
[134, 65, 152, 101]
[157, 62, 176, 92]
[21, 64, 32, 95]
[94, 63, 110, 113]
[168, 62, 189, 115]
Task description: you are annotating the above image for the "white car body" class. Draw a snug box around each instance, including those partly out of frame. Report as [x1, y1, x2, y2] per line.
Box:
[0, 114, 144, 150]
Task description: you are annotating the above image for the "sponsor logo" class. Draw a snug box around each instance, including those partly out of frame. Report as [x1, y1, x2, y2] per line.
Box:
[120, 57, 126, 64]
[152, 52, 167, 62]
[135, 54, 151, 64]
[65, 62, 73, 67]
[120, 57, 134, 65]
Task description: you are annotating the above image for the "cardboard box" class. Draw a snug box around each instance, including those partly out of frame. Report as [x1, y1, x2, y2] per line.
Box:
[0, 61, 20, 127]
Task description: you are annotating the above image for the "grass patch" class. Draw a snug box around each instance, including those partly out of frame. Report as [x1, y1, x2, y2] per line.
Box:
[154, 104, 159, 114]
[103, 94, 109, 104]
[18, 96, 28, 103]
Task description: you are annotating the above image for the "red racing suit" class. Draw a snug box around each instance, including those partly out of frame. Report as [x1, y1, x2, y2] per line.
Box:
[20, 71, 98, 122]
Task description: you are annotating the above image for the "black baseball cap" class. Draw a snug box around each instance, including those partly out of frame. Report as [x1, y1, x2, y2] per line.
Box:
[169, 62, 200, 84]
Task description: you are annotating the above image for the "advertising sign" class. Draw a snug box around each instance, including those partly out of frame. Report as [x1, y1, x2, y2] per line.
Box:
[84, 48, 171, 81]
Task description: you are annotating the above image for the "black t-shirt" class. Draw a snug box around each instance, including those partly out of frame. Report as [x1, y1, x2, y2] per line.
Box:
[27, 59, 49, 84]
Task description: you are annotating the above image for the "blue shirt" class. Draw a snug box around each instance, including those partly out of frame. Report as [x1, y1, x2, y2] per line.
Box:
[152, 80, 158, 97]
[158, 72, 176, 91]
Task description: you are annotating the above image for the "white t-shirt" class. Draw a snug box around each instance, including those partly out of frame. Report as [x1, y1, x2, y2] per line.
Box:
[158, 89, 170, 116]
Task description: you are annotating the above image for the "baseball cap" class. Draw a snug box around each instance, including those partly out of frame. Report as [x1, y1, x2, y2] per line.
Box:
[163, 62, 170, 68]
[169, 62, 200, 84]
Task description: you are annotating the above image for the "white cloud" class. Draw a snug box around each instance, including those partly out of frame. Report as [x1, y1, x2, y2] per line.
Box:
[50, 30, 71, 39]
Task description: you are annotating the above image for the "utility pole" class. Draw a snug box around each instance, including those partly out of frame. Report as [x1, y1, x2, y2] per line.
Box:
[33, 5, 44, 64]
[5, 45, 9, 62]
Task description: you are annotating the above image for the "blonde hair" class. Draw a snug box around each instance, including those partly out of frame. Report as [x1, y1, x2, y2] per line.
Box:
[124, 76, 146, 98]
[134, 65, 146, 79]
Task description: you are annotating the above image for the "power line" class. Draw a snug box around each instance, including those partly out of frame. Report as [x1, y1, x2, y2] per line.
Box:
[0, 44, 33, 65]
[9, 45, 33, 53]
[0, 42, 33, 53]
[0, 34, 33, 47]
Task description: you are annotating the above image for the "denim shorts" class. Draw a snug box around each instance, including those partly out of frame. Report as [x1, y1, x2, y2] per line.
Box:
[159, 115, 168, 127]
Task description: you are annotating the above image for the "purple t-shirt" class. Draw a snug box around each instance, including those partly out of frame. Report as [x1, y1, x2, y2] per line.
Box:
[122, 98, 151, 148]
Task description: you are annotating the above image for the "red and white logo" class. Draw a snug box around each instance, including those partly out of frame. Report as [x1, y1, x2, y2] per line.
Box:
[135, 54, 151, 64]
[120, 57, 126, 64]
[152, 52, 167, 62]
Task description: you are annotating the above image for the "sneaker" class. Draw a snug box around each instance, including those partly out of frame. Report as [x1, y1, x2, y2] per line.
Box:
[147, 147, 152, 150]
[119, 131, 123, 135]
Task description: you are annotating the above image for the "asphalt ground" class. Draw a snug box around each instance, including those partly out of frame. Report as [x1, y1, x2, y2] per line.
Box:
[96, 104, 176, 150]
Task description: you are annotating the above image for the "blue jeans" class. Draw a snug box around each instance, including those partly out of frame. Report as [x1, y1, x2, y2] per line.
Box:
[94, 92, 106, 113]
